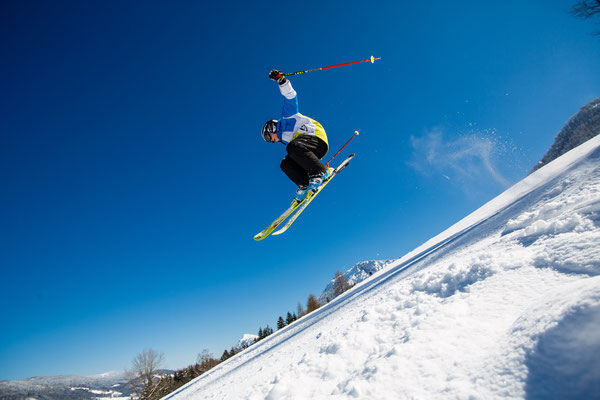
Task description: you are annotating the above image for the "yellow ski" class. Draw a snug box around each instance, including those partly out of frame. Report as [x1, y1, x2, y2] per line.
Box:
[253, 199, 304, 241]
[272, 153, 355, 236]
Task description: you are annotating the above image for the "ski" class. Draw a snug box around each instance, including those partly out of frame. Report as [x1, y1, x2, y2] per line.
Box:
[253, 198, 305, 241]
[272, 153, 355, 236]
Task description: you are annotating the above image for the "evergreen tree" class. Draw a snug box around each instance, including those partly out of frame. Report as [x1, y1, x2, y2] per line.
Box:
[258, 327, 264, 340]
[277, 316, 286, 330]
[264, 325, 274, 336]
[220, 349, 230, 362]
[286, 311, 294, 325]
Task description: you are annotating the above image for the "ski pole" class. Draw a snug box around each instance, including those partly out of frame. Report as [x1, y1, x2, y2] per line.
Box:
[284, 56, 381, 77]
[326, 131, 360, 167]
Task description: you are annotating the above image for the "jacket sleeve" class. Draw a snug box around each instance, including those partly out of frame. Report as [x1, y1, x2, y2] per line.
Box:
[279, 80, 299, 118]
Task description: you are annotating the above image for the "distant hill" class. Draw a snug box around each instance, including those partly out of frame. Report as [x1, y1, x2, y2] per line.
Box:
[532, 97, 600, 172]
[0, 370, 172, 400]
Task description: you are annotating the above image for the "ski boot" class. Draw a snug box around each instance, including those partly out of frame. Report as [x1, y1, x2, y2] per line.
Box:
[307, 167, 333, 193]
[294, 185, 309, 202]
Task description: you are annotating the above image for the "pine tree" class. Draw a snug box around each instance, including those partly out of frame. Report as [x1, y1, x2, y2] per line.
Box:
[220, 349, 230, 362]
[258, 327, 264, 340]
[286, 311, 294, 325]
[277, 316, 286, 330]
[264, 325, 274, 336]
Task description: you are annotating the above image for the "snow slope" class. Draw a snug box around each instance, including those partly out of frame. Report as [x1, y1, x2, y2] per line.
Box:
[164, 135, 600, 400]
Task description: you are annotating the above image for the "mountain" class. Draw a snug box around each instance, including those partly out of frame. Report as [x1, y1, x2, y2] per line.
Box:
[161, 134, 600, 399]
[236, 334, 259, 350]
[318, 260, 395, 304]
[0, 370, 172, 400]
[532, 97, 600, 172]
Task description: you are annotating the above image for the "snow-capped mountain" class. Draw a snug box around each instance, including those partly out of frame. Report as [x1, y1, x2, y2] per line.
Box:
[532, 96, 600, 172]
[318, 260, 395, 304]
[0, 369, 173, 400]
[236, 334, 259, 350]
[162, 134, 600, 399]
[0, 371, 132, 400]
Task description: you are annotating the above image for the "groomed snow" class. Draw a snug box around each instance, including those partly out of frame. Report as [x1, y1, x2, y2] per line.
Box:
[164, 135, 600, 400]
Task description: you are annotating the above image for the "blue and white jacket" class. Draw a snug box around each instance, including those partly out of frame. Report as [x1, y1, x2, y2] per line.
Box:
[276, 80, 328, 151]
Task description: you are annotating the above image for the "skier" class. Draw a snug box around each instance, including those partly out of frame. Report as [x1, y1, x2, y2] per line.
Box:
[261, 69, 332, 201]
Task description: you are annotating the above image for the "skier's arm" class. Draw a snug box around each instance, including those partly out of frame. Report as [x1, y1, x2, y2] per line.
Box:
[279, 80, 299, 118]
[268, 69, 299, 118]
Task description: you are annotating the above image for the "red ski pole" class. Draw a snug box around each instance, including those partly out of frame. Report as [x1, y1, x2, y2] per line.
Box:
[284, 56, 381, 77]
[326, 130, 360, 168]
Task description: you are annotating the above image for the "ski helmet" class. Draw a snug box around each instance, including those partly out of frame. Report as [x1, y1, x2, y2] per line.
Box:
[261, 119, 278, 142]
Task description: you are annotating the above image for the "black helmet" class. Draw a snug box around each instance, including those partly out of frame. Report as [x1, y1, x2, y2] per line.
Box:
[261, 120, 278, 142]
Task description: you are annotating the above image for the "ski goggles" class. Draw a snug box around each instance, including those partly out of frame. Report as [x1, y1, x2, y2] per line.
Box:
[263, 131, 273, 143]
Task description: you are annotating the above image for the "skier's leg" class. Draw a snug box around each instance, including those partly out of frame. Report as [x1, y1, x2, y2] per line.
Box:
[286, 136, 328, 178]
[281, 156, 309, 187]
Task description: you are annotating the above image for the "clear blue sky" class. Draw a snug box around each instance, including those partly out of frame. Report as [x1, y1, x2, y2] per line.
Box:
[1, 0, 599, 380]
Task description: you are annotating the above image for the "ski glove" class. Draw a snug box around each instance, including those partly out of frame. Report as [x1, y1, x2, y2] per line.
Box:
[269, 69, 287, 85]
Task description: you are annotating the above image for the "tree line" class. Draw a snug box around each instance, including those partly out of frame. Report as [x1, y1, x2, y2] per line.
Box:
[127, 271, 352, 400]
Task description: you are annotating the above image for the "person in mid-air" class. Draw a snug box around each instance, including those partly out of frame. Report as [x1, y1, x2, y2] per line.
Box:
[261, 69, 332, 202]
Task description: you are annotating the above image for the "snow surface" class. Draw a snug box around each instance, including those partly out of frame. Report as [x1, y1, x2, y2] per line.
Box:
[164, 135, 600, 399]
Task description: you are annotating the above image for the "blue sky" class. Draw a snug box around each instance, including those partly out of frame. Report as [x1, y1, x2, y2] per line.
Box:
[1, 0, 599, 380]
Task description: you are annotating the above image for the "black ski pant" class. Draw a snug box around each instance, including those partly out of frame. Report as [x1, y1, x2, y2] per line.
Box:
[280, 135, 329, 188]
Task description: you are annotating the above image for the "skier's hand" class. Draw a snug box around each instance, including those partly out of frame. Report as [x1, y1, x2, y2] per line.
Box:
[269, 69, 286, 84]
[269, 70, 283, 81]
